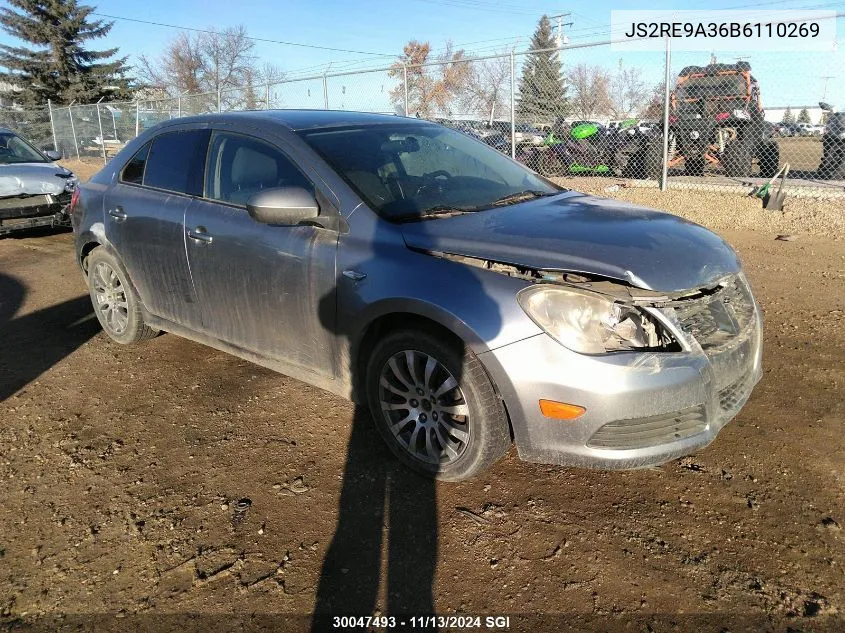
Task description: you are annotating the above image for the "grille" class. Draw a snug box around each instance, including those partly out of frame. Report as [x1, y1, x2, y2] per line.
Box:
[674, 278, 756, 351]
[718, 373, 754, 413]
[587, 406, 708, 450]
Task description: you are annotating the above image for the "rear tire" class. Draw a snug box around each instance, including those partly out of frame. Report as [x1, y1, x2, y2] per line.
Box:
[538, 150, 560, 177]
[756, 141, 780, 178]
[818, 152, 845, 179]
[625, 139, 663, 179]
[86, 247, 159, 345]
[365, 329, 511, 481]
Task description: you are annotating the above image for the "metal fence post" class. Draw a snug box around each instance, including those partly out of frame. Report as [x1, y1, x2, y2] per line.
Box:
[266, 82, 271, 109]
[178, 95, 182, 118]
[217, 89, 222, 112]
[135, 101, 140, 137]
[96, 100, 107, 165]
[660, 36, 672, 192]
[510, 51, 516, 159]
[68, 107, 80, 160]
[322, 72, 329, 109]
[403, 64, 409, 116]
[47, 99, 58, 152]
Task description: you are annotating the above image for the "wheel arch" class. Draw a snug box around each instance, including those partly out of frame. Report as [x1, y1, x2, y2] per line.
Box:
[350, 299, 510, 412]
[350, 305, 515, 441]
[77, 239, 150, 319]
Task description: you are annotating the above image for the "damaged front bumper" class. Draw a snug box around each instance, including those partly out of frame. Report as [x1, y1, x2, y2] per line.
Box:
[478, 276, 763, 470]
[0, 193, 71, 235]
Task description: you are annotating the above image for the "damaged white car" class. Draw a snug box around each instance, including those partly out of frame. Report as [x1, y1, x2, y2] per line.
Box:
[0, 127, 77, 236]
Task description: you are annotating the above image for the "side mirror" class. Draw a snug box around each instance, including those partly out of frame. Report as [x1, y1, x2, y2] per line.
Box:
[44, 149, 62, 161]
[819, 101, 832, 112]
[246, 187, 319, 225]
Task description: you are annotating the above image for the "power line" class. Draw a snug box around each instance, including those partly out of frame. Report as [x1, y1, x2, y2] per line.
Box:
[91, 12, 396, 57]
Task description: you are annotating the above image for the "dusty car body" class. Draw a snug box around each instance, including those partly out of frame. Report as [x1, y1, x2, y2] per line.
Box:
[72, 110, 762, 480]
[0, 128, 76, 236]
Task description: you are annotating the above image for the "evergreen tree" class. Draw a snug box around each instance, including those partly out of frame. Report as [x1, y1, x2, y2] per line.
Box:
[517, 15, 567, 122]
[797, 107, 811, 124]
[781, 106, 795, 124]
[0, 0, 132, 106]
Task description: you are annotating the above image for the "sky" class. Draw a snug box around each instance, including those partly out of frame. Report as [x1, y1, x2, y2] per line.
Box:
[0, 0, 843, 111]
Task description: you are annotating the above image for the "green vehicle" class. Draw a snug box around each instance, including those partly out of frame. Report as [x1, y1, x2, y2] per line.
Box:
[521, 120, 644, 177]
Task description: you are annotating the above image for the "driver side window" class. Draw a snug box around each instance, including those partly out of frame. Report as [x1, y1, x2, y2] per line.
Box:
[205, 132, 313, 207]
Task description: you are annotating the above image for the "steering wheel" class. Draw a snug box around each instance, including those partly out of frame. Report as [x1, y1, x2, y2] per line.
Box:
[416, 170, 452, 196]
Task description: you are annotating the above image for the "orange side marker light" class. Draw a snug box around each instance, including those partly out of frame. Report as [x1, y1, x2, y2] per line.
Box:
[539, 400, 586, 420]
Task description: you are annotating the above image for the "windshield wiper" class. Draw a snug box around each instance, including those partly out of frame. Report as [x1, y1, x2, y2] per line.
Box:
[490, 190, 554, 207]
[394, 205, 477, 222]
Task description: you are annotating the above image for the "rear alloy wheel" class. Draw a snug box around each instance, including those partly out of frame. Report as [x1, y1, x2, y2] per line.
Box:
[86, 247, 158, 344]
[366, 329, 511, 481]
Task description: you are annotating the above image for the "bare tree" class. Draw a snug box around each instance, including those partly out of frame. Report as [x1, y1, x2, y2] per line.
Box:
[138, 25, 256, 111]
[640, 81, 666, 119]
[138, 32, 202, 95]
[388, 40, 471, 118]
[461, 55, 511, 122]
[199, 26, 254, 103]
[567, 63, 611, 119]
[608, 64, 649, 119]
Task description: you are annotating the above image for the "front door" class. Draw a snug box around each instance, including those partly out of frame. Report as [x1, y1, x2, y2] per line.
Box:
[104, 128, 210, 328]
[184, 129, 339, 379]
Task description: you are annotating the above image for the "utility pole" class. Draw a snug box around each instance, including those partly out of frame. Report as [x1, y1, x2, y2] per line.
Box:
[549, 13, 573, 47]
[820, 76, 834, 100]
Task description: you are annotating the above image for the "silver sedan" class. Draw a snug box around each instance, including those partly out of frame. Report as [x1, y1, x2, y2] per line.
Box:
[72, 111, 761, 480]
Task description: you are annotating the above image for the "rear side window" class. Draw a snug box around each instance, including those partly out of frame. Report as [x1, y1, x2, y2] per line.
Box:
[143, 130, 210, 196]
[120, 142, 150, 184]
[205, 131, 312, 206]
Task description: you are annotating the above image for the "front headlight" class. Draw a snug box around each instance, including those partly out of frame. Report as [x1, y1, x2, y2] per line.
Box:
[518, 285, 666, 354]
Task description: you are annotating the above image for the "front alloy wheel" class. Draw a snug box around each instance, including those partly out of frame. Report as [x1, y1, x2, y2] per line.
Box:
[378, 350, 470, 465]
[366, 329, 511, 481]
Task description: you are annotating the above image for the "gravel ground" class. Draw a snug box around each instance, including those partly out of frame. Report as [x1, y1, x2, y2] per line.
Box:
[0, 181, 843, 632]
[560, 177, 845, 240]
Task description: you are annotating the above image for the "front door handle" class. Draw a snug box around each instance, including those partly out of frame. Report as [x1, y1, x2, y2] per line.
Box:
[108, 207, 127, 221]
[342, 269, 367, 281]
[187, 227, 213, 245]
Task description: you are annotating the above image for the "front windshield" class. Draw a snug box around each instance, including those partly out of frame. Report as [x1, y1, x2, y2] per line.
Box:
[299, 123, 560, 220]
[0, 132, 48, 165]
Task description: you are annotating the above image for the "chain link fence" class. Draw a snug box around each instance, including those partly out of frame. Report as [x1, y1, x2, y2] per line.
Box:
[1, 17, 842, 200]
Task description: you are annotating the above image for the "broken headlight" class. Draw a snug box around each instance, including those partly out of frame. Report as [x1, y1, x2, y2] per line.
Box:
[518, 285, 670, 354]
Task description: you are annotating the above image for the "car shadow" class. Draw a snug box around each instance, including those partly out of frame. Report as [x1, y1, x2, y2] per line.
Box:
[311, 190, 503, 628]
[0, 273, 100, 401]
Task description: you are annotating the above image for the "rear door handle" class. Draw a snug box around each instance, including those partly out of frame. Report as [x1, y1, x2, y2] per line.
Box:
[108, 207, 127, 221]
[187, 227, 213, 245]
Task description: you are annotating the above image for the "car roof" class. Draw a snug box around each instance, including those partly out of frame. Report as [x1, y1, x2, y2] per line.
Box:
[164, 109, 435, 132]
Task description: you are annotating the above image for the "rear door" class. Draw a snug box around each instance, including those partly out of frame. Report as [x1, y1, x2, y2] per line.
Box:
[184, 127, 340, 378]
[104, 128, 209, 327]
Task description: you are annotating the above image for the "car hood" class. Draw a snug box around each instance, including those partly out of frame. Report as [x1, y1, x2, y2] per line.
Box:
[0, 162, 75, 198]
[400, 191, 741, 293]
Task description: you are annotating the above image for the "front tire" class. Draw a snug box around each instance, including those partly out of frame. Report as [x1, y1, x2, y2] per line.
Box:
[723, 140, 753, 177]
[365, 329, 511, 481]
[86, 247, 159, 344]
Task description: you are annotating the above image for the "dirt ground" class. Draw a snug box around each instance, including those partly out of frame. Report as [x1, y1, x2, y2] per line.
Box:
[0, 184, 843, 632]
